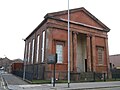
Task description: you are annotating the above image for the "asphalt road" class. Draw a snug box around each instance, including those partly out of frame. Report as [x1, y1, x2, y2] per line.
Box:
[89, 87, 120, 90]
[0, 74, 5, 90]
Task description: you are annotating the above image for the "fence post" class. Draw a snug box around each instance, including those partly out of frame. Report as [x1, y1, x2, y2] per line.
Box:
[53, 63, 56, 87]
[53, 53, 57, 87]
[32, 65, 34, 81]
[103, 73, 106, 81]
[93, 72, 95, 82]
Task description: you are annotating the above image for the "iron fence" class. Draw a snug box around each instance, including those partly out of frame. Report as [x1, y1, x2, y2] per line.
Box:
[111, 69, 120, 80]
[70, 72, 106, 82]
[11, 64, 120, 82]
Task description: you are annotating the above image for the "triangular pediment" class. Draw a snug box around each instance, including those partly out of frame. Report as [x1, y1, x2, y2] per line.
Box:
[45, 7, 110, 32]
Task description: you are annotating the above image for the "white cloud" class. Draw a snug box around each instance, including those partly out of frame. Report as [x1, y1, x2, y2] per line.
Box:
[0, 0, 120, 59]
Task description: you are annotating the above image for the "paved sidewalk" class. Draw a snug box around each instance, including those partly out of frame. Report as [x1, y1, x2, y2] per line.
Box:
[2, 74, 28, 85]
[2, 73, 120, 90]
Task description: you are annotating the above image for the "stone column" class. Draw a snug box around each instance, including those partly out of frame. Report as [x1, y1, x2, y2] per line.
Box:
[86, 35, 91, 71]
[91, 36, 96, 72]
[73, 32, 77, 72]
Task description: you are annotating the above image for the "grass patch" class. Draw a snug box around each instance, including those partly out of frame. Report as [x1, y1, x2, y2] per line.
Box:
[56, 80, 68, 83]
[31, 78, 120, 84]
[31, 80, 68, 84]
[106, 78, 120, 82]
[32, 80, 51, 84]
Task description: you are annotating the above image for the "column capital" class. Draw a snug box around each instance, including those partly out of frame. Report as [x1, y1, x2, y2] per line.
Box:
[73, 31, 78, 35]
[87, 33, 94, 37]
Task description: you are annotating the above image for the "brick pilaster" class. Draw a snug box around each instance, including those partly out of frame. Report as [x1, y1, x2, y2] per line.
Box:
[70, 31, 73, 71]
[105, 38, 111, 78]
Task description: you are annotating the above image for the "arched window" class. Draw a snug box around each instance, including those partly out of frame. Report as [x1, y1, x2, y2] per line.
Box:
[41, 31, 45, 62]
[31, 39, 35, 64]
[28, 42, 31, 63]
[36, 35, 40, 63]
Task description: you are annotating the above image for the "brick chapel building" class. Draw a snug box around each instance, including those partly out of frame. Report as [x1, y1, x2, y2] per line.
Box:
[24, 7, 110, 80]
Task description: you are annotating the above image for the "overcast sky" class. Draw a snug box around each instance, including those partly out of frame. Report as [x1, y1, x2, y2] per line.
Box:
[0, 0, 120, 60]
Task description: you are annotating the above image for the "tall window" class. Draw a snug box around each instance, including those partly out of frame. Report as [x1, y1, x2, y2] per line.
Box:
[97, 47, 104, 65]
[36, 35, 40, 63]
[56, 44, 63, 63]
[28, 42, 31, 63]
[31, 39, 35, 64]
[41, 31, 45, 62]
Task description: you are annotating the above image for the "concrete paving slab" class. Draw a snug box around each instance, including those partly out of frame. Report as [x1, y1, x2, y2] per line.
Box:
[2, 73, 120, 90]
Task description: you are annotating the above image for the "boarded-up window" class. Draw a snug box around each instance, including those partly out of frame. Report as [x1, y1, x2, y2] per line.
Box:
[97, 47, 104, 65]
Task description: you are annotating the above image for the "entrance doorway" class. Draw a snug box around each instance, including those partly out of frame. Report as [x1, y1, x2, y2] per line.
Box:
[85, 59, 87, 72]
[76, 34, 87, 73]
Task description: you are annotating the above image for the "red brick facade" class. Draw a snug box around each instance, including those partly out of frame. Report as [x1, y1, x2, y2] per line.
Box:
[24, 7, 110, 80]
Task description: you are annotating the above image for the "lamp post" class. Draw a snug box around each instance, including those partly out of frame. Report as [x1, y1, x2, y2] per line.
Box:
[22, 39, 27, 80]
[23, 59, 26, 80]
[68, 0, 70, 88]
[23, 58, 26, 80]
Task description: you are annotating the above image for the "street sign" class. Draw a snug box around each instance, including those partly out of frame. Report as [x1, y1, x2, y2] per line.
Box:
[47, 54, 58, 87]
[47, 54, 57, 64]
